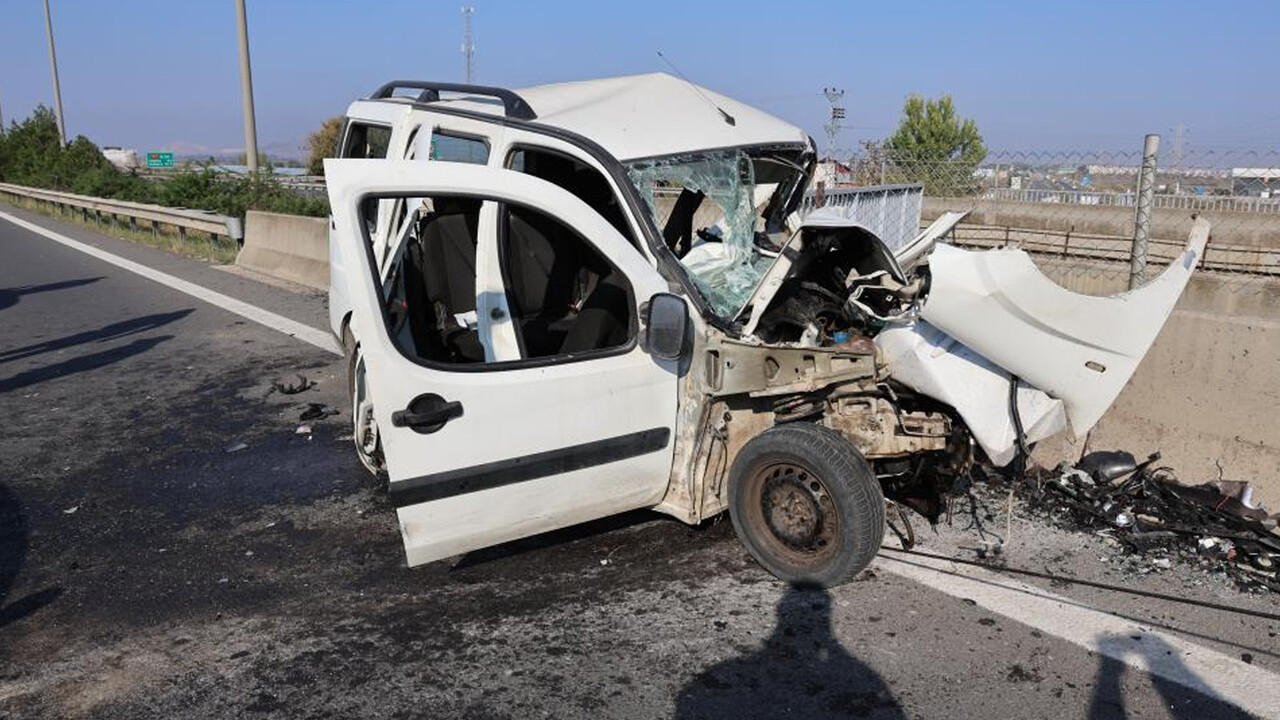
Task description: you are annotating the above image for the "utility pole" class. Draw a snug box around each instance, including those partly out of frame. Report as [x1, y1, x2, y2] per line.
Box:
[235, 0, 259, 172]
[1130, 133, 1160, 289]
[461, 6, 475, 83]
[42, 0, 67, 147]
[822, 87, 845, 166]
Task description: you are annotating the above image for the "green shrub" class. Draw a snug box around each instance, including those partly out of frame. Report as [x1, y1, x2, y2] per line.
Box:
[0, 105, 328, 218]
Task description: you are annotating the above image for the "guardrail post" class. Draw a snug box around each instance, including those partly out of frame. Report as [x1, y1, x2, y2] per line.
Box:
[1129, 133, 1160, 289]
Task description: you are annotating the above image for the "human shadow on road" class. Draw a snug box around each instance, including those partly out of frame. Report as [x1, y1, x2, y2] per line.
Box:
[0, 277, 103, 312]
[0, 334, 174, 394]
[673, 584, 905, 720]
[0, 483, 63, 630]
[0, 309, 193, 366]
[1087, 633, 1253, 719]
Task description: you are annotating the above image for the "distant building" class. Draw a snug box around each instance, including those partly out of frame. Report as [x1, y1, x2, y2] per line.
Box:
[1232, 168, 1280, 198]
[101, 147, 140, 171]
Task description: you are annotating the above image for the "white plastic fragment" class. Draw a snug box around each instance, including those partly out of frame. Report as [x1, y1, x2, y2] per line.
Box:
[876, 320, 1068, 466]
[918, 218, 1209, 436]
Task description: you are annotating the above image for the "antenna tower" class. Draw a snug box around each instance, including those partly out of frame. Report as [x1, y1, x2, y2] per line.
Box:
[823, 87, 846, 162]
[462, 6, 475, 83]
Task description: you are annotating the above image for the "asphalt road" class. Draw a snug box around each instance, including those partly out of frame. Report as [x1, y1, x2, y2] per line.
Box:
[1, 206, 1276, 719]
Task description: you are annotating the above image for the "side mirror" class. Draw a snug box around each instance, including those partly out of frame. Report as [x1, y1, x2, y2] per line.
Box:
[645, 293, 688, 361]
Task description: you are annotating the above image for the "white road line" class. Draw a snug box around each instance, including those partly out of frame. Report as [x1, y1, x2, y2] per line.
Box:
[0, 210, 341, 356]
[877, 552, 1280, 719]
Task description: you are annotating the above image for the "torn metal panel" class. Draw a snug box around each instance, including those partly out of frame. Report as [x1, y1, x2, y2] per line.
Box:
[896, 210, 969, 271]
[703, 337, 877, 398]
[876, 320, 1068, 466]
[920, 217, 1209, 436]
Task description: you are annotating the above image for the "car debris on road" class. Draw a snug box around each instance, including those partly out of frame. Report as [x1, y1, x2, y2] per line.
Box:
[1031, 451, 1280, 592]
[270, 374, 315, 395]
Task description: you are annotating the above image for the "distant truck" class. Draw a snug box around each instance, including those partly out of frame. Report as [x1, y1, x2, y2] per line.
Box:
[101, 147, 140, 171]
[324, 75, 1207, 587]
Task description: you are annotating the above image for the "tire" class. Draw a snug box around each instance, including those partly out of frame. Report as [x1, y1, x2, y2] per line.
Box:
[728, 422, 884, 588]
[343, 325, 385, 480]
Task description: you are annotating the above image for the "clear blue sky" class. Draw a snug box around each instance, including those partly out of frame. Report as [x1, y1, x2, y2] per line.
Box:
[1, 0, 1276, 157]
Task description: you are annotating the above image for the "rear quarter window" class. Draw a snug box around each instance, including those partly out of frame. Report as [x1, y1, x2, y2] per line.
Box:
[341, 122, 392, 159]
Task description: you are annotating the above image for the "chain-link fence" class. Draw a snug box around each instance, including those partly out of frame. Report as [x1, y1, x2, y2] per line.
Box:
[823, 144, 1280, 296]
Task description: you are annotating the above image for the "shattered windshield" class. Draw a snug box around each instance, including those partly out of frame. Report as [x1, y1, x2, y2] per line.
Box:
[625, 146, 809, 317]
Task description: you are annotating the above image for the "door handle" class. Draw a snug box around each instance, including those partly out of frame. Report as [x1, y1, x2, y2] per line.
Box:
[392, 394, 463, 434]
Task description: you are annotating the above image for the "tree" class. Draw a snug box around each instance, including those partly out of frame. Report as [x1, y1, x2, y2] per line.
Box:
[884, 94, 987, 196]
[1, 105, 63, 186]
[305, 116, 343, 175]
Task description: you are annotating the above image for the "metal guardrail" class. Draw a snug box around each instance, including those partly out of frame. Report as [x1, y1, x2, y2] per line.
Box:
[981, 187, 1280, 214]
[0, 182, 244, 242]
[800, 183, 924, 252]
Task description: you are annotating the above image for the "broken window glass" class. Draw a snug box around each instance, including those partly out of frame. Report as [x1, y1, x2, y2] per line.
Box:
[626, 149, 782, 317]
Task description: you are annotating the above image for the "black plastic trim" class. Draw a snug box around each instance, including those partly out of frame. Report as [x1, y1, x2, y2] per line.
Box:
[370, 81, 537, 120]
[389, 427, 671, 507]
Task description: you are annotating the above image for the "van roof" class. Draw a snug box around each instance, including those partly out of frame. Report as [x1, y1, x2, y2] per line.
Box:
[368, 73, 811, 162]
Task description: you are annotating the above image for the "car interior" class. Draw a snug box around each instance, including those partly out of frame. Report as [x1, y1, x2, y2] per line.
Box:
[377, 193, 634, 366]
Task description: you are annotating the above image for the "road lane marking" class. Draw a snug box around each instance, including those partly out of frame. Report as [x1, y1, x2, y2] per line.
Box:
[876, 551, 1280, 719]
[0, 210, 341, 356]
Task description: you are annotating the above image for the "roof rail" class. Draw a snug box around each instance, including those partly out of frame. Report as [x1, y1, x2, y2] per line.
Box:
[369, 81, 537, 120]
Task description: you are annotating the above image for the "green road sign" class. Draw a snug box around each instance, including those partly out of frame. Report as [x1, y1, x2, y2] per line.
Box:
[146, 152, 174, 169]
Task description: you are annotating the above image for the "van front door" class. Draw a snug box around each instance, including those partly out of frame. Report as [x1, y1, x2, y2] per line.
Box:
[326, 159, 681, 566]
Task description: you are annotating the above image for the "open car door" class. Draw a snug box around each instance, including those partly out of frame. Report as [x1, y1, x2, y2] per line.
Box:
[326, 159, 679, 566]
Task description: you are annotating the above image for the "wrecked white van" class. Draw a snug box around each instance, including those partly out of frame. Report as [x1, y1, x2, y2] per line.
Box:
[326, 75, 1206, 587]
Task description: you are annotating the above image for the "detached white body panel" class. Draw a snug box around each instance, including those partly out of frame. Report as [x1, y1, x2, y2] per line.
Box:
[919, 218, 1209, 436]
[896, 211, 969, 270]
[877, 321, 1068, 466]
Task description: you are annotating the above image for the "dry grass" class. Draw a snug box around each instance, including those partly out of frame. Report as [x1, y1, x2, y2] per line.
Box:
[0, 196, 240, 264]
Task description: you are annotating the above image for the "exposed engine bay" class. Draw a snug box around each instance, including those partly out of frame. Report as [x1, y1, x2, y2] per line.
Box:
[742, 225, 924, 345]
[674, 209, 1209, 529]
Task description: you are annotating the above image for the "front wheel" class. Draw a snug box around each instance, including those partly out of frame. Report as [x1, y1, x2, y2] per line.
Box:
[728, 423, 884, 588]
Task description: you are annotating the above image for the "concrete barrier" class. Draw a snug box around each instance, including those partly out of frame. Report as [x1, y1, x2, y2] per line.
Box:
[236, 211, 329, 290]
[1029, 261, 1280, 506]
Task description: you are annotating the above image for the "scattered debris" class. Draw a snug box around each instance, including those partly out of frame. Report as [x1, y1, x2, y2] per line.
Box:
[224, 441, 248, 454]
[299, 402, 338, 422]
[1033, 452, 1280, 592]
[271, 375, 315, 395]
